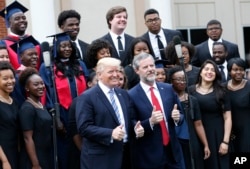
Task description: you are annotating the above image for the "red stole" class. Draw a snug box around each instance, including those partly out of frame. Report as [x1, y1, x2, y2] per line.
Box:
[4, 34, 41, 70]
[54, 67, 87, 110]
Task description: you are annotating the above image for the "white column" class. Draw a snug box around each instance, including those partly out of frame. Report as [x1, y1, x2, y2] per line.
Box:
[29, 0, 57, 43]
[148, 0, 172, 29]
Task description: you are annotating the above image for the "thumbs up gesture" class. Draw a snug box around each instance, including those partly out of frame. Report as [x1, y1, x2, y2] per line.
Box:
[171, 104, 180, 123]
[149, 105, 163, 125]
[134, 121, 144, 138]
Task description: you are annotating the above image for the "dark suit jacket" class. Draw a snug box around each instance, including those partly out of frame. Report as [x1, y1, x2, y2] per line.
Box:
[141, 28, 183, 59]
[99, 33, 134, 67]
[78, 39, 90, 68]
[128, 82, 184, 169]
[76, 84, 133, 169]
[191, 39, 240, 67]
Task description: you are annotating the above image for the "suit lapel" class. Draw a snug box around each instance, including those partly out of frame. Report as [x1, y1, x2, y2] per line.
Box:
[106, 33, 119, 58]
[163, 29, 171, 43]
[204, 41, 211, 57]
[96, 85, 120, 124]
[137, 84, 154, 110]
[145, 32, 156, 58]
[156, 83, 170, 119]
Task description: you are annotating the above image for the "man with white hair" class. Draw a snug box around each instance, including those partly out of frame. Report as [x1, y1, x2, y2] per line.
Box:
[76, 57, 144, 169]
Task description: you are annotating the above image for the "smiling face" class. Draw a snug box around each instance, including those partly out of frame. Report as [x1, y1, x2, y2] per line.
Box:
[26, 74, 45, 98]
[20, 48, 38, 68]
[60, 17, 80, 41]
[109, 11, 127, 33]
[200, 63, 216, 83]
[230, 64, 245, 82]
[135, 56, 156, 85]
[0, 69, 15, 95]
[0, 49, 10, 62]
[212, 44, 227, 65]
[9, 12, 27, 35]
[59, 41, 72, 59]
[97, 65, 120, 88]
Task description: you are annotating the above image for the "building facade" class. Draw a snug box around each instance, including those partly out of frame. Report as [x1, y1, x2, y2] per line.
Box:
[1, 0, 249, 58]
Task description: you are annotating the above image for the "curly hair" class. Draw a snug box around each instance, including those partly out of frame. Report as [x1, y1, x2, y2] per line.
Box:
[57, 10, 81, 27]
[164, 41, 180, 65]
[86, 39, 113, 68]
[19, 67, 39, 87]
[165, 41, 195, 65]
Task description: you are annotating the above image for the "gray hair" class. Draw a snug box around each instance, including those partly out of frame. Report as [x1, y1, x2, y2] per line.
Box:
[132, 52, 154, 70]
[96, 57, 121, 73]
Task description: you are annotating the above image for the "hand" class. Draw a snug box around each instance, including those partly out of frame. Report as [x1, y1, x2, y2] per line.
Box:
[203, 146, 211, 159]
[112, 125, 125, 141]
[171, 104, 180, 123]
[32, 165, 41, 169]
[134, 121, 144, 138]
[149, 106, 163, 125]
[218, 142, 229, 155]
[2, 161, 11, 169]
[56, 123, 67, 137]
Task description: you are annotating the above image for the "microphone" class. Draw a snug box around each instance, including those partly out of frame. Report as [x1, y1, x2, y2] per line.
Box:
[41, 41, 51, 67]
[173, 36, 182, 59]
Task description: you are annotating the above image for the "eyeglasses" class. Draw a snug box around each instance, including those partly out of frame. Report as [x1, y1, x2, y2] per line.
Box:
[146, 17, 160, 24]
[172, 79, 186, 83]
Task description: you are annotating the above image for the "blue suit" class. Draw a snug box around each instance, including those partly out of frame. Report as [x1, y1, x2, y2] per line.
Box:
[76, 84, 133, 169]
[128, 82, 185, 169]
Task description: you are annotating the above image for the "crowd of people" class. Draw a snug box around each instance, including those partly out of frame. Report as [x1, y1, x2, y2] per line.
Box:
[0, 1, 249, 169]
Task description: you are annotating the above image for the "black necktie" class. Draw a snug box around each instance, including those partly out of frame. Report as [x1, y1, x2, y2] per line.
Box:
[72, 41, 81, 60]
[117, 36, 124, 57]
[219, 65, 226, 82]
[156, 35, 165, 59]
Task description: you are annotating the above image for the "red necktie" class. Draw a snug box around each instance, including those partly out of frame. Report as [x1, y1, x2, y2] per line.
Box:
[150, 87, 170, 145]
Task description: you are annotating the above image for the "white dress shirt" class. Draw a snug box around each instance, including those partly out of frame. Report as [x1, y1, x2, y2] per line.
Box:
[140, 81, 169, 130]
[109, 31, 125, 55]
[148, 29, 167, 59]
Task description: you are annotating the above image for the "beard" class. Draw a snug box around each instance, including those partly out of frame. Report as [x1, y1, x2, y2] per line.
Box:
[212, 57, 226, 65]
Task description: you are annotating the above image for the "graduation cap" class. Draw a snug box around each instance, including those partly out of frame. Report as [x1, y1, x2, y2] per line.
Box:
[155, 59, 170, 68]
[0, 1, 28, 28]
[10, 35, 39, 63]
[46, 32, 71, 58]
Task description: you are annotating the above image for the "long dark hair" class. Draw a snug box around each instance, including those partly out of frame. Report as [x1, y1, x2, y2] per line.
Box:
[196, 60, 226, 106]
[54, 41, 83, 78]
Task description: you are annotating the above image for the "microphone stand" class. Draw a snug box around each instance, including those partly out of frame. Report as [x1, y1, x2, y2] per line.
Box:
[179, 56, 195, 169]
[46, 62, 63, 169]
